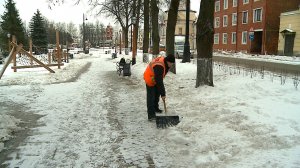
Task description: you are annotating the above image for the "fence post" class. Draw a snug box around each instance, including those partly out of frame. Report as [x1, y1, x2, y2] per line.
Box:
[12, 35, 17, 72]
[56, 31, 61, 69]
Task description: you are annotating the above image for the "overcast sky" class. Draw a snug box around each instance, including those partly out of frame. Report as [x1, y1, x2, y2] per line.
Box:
[0, 0, 200, 27]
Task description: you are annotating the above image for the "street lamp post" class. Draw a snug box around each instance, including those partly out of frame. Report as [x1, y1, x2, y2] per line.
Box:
[182, 0, 191, 63]
[119, 29, 122, 54]
[7, 33, 11, 53]
[191, 33, 194, 51]
[132, 16, 137, 65]
[83, 13, 88, 54]
[131, 25, 133, 52]
[115, 31, 118, 54]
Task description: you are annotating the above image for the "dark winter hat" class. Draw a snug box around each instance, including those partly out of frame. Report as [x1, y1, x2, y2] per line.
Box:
[165, 54, 175, 63]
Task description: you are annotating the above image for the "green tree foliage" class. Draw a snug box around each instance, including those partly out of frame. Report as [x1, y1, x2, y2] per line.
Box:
[0, 0, 27, 54]
[29, 9, 48, 54]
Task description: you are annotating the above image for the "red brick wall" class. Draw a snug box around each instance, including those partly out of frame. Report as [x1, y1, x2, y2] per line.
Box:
[264, 0, 300, 54]
[213, 0, 300, 55]
[214, 0, 266, 53]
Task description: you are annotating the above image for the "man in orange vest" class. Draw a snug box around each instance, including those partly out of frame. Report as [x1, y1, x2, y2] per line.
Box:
[143, 54, 175, 121]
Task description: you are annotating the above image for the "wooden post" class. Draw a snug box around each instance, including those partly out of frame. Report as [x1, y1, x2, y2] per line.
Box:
[8, 36, 11, 54]
[66, 51, 69, 63]
[48, 52, 51, 64]
[29, 38, 33, 65]
[64, 51, 68, 63]
[8, 42, 56, 74]
[12, 35, 17, 72]
[132, 24, 137, 65]
[0, 46, 15, 79]
[66, 41, 69, 63]
[56, 30, 61, 69]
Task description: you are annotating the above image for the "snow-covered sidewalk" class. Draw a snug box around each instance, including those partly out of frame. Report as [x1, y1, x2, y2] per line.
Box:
[1, 50, 300, 167]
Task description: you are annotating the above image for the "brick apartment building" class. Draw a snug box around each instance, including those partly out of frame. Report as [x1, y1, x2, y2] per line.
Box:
[105, 24, 113, 47]
[213, 0, 300, 55]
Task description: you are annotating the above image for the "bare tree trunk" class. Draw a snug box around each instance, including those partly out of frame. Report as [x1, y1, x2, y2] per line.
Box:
[195, 0, 214, 87]
[151, 0, 159, 58]
[182, 0, 191, 63]
[136, 0, 142, 50]
[166, 0, 180, 74]
[132, 0, 137, 65]
[143, 0, 150, 63]
[124, 26, 129, 55]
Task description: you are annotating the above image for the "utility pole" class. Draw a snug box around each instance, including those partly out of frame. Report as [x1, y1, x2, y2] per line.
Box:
[7, 33, 11, 53]
[119, 29, 122, 54]
[83, 13, 86, 52]
[132, 0, 137, 65]
[182, 0, 191, 63]
[132, 17, 137, 65]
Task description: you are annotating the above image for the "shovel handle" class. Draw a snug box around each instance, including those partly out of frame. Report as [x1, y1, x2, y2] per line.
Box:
[163, 99, 167, 113]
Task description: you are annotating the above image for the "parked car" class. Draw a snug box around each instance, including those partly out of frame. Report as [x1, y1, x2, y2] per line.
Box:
[149, 44, 166, 54]
[175, 46, 195, 59]
[175, 45, 184, 58]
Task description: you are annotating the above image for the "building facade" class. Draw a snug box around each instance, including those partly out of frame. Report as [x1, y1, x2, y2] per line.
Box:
[161, 1, 197, 51]
[278, 8, 300, 56]
[106, 24, 113, 41]
[105, 24, 113, 47]
[213, 0, 300, 55]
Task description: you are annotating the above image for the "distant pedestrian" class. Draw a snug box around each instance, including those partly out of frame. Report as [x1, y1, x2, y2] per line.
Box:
[143, 54, 175, 121]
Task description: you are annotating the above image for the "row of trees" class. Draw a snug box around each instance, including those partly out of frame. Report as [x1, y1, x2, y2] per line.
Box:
[0, 0, 109, 55]
[4, 0, 213, 87]
[0, 0, 27, 53]
[77, 0, 214, 87]
[80, 22, 107, 48]
[0, 0, 74, 54]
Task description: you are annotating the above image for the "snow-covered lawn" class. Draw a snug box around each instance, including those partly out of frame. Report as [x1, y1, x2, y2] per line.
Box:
[0, 49, 299, 167]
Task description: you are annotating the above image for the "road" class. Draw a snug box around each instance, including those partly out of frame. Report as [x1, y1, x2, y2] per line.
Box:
[213, 55, 300, 75]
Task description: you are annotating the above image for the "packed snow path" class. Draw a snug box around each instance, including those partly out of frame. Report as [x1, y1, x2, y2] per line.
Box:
[1, 55, 183, 167]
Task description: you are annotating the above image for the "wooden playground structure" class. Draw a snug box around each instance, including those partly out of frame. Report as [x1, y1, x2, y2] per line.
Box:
[0, 31, 69, 80]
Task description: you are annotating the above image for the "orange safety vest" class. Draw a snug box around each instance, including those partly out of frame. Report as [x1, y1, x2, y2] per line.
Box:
[144, 56, 166, 86]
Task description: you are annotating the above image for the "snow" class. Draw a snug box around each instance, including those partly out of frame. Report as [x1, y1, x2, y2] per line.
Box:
[0, 49, 300, 167]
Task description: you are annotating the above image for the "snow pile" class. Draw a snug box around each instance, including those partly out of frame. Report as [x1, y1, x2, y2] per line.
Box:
[215, 51, 300, 64]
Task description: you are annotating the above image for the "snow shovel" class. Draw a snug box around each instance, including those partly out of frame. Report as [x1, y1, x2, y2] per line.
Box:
[156, 99, 180, 129]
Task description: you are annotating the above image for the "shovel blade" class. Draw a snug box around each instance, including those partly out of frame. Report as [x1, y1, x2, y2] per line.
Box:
[156, 115, 180, 129]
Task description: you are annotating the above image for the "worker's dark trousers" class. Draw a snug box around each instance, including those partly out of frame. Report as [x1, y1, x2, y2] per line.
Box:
[146, 85, 160, 119]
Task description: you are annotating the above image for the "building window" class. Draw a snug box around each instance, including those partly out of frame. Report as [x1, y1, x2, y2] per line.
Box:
[242, 31, 247, 44]
[223, 15, 228, 27]
[223, 33, 228, 44]
[232, 13, 237, 26]
[224, 0, 228, 9]
[242, 11, 248, 24]
[179, 28, 183, 35]
[214, 33, 219, 44]
[233, 0, 237, 7]
[243, 0, 249, 4]
[253, 8, 262, 22]
[215, 1, 220, 12]
[215, 17, 220, 28]
[232, 32, 236, 44]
